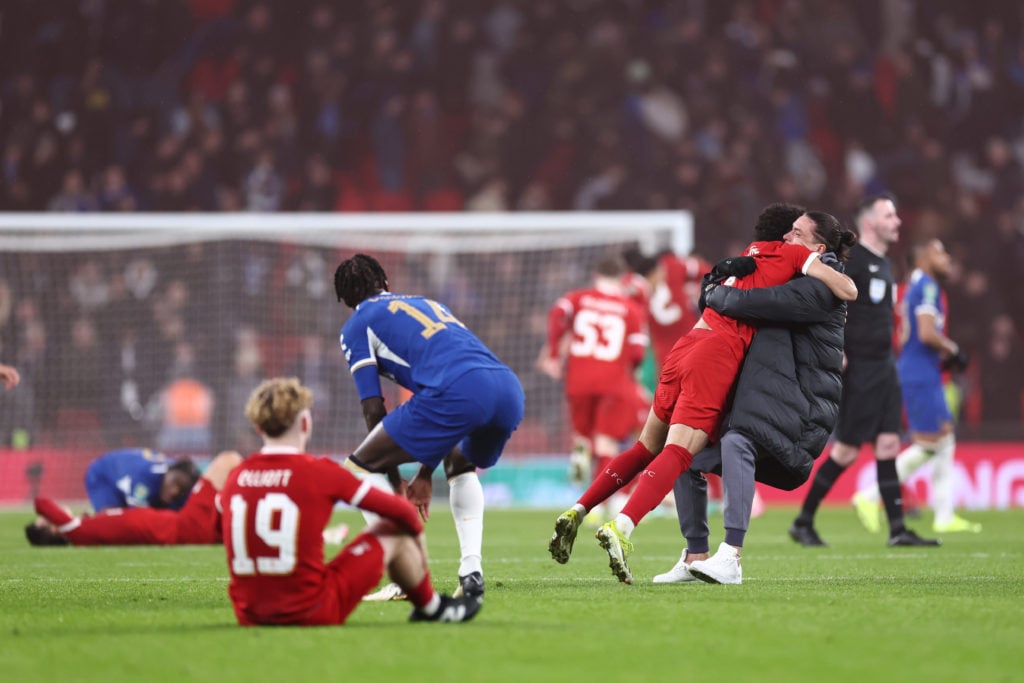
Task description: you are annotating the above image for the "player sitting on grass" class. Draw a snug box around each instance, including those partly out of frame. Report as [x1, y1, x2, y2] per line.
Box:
[219, 377, 480, 625]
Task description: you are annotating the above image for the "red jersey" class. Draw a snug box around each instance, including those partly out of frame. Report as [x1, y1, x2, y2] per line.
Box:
[220, 449, 422, 625]
[548, 287, 647, 397]
[701, 241, 819, 347]
[647, 254, 710, 364]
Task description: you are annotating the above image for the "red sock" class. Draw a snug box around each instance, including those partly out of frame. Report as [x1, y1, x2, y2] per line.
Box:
[593, 456, 613, 482]
[620, 444, 694, 525]
[34, 497, 74, 527]
[578, 441, 655, 511]
[406, 572, 437, 610]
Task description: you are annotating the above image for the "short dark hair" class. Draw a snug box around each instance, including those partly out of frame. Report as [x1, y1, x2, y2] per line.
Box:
[855, 192, 897, 223]
[594, 255, 627, 278]
[907, 237, 938, 268]
[334, 254, 389, 307]
[621, 246, 660, 277]
[167, 458, 201, 488]
[754, 203, 806, 242]
[805, 211, 858, 262]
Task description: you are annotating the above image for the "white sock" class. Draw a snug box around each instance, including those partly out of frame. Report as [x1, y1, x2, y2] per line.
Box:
[572, 503, 587, 517]
[613, 513, 635, 538]
[356, 471, 393, 526]
[449, 471, 484, 577]
[896, 443, 932, 482]
[421, 592, 441, 616]
[858, 444, 930, 504]
[930, 435, 956, 525]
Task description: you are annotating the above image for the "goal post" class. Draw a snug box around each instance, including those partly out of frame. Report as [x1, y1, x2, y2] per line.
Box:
[0, 210, 692, 504]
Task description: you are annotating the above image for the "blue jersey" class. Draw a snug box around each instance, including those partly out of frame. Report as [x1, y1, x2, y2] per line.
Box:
[897, 269, 944, 386]
[84, 448, 180, 511]
[339, 292, 510, 401]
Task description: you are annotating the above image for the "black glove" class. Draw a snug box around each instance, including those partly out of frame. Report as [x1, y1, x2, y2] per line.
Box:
[698, 271, 724, 313]
[711, 255, 756, 278]
[942, 348, 970, 372]
[819, 251, 839, 267]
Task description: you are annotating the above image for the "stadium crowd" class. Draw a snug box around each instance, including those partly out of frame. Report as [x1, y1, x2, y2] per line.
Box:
[0, 0, 1022, 448]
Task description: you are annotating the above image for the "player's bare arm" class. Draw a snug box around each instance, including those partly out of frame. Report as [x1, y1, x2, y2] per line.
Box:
[806, 258, 857, 301]
[915, 310, 959, 357]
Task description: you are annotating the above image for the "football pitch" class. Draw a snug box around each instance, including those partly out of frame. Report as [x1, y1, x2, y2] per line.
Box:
[2, 506, 1021, 683]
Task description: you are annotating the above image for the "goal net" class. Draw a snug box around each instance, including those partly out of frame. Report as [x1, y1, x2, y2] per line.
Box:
[0, 211, 691, 504]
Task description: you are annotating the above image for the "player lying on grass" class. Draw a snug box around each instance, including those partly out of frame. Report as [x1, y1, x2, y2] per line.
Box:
[219, 377, 480, 625]
[334, 254, 525, 601]
[550, 207, 858, 584]
[83, 447, 200, 512]
[27, 450, 244, 546]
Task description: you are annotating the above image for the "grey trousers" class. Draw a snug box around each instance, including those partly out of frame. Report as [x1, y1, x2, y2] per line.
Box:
[671, 430, 757, 552]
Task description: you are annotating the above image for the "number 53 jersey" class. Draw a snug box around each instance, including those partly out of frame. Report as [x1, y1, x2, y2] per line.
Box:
[340, 292, 511, 400]
[548, 287, 647, 398]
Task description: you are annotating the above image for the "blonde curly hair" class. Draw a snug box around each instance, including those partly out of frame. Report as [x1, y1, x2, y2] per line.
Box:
[244, 377, 313, 437]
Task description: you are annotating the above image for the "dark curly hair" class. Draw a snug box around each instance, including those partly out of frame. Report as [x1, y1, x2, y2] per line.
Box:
[804, 211, 858, 262]
[753, 202, 807, 242]
[621, 246, 660, 277]
[167, 458, 201, 490]
[334, 254, 389, 308]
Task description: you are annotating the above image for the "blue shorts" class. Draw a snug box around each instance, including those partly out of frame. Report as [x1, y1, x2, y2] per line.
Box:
[383, 367, 525, 469]
[901, 380, 952, 434]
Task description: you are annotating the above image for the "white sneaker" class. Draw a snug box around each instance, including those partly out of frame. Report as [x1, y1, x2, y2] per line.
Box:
[362, 582, 408, 601]
[688, 542, 742, 585]
[652, 549, 698, 584]
[321, 522, 350, 545]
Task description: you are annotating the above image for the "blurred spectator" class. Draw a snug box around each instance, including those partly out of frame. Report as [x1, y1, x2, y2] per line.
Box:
[977, 315, 1024, 437]
[47, 170, 98, 212]
[0, 0, 1022, 440]
[152, 341, 214, 453]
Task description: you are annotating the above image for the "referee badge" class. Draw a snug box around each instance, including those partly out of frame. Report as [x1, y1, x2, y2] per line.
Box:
[869, 278, 887, 303]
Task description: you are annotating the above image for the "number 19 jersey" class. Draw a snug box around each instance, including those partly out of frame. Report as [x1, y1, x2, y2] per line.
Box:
[219, 450, 422, 625]
[340, 292, 510, 401]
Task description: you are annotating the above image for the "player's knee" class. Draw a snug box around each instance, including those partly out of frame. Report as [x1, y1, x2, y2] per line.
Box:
[443, 453, 476, 479]
[366, 518, 404, 538]
[830, 442, 858, 466]
[874, 434, 901, 460]
[205, 451, 244, 488]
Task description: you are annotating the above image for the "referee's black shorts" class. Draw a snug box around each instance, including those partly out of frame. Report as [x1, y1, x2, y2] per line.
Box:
[834, 357, 902, 446]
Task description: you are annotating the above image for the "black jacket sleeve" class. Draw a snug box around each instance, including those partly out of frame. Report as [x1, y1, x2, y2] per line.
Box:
[705, 275, 837, 324]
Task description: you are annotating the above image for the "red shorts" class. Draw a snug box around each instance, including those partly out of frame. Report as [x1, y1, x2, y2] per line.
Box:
[174, 478, 220, 544]
[566, 391, 637, 442]
[285, 532, 386, 626]
[652, 328, 745, 437]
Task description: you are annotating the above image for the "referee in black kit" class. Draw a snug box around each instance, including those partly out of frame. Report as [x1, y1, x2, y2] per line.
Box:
[788, 194, 940, 547]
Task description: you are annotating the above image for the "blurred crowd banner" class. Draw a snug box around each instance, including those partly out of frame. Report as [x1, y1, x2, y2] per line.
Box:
[5, 443, 1022, 510]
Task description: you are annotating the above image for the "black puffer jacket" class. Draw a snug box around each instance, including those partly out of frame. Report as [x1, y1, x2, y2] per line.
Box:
[703, 263, 847, 489]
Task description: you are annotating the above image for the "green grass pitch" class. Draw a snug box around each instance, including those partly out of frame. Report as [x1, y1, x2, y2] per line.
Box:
[2, 505, 1022, 683]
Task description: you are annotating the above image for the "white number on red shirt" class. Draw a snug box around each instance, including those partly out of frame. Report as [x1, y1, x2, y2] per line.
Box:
[570, 309, 626, 361]
[229, 493, 299, 576]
